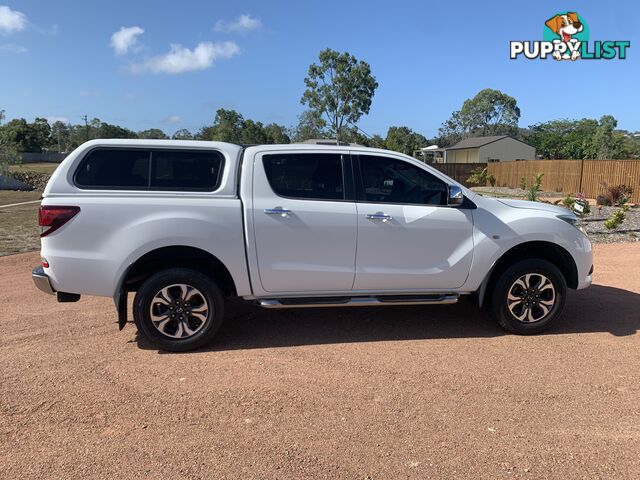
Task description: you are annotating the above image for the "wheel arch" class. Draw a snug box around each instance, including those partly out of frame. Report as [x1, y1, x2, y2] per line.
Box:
[114, 245, 237, 330]
[477, 240, 578, 308]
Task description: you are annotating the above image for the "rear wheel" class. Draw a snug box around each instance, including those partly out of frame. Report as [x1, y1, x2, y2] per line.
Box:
[490, 259, 566, 334]
[133, 268, 224, 351]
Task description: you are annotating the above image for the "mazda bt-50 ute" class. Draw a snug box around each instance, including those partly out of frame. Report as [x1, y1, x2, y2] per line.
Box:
[32, 140, 592, 351]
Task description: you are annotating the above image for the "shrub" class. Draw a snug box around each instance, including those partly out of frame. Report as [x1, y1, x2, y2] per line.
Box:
[467, 167, 496, 187]
[596, 194, 611, 206]
[601, 183, 633, 206]
[519, 176, 527, 190]
[562, 195, 575, 208]
[604, 209, 625, 230]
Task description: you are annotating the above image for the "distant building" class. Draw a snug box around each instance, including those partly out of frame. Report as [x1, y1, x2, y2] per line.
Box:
[444, 135, 535, 163]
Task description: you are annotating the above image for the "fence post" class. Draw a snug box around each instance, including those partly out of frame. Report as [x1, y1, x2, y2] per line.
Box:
[578, 159, 584, 194]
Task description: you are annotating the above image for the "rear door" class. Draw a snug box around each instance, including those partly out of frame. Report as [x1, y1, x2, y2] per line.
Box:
[352, 153, 474, 291]
[251, 150, 358, 293]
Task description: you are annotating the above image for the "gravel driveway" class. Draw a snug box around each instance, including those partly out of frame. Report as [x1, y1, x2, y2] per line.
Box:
[1, 245, 640, 479]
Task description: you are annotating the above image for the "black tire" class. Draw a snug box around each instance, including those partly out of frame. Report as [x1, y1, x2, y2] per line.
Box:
[490, 259, 566, 334]
[133, 268, 224, 352]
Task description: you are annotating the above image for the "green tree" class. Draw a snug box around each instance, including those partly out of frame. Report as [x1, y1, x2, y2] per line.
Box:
[137, 128, 168, 139]
[199, 109, 244, 142]
[0, 117, 51, 152]
[438, 89, 520, 144]
[172, 128, 194, 140]
[593, 115, 624, 159]
[0, 109, 5, 125]
[301, 48, 378, 143]
[292, 110, 327, 142]
[385, 126, 427, 155]
[50, 121, 71, 152]
[263, 123, 291, 144]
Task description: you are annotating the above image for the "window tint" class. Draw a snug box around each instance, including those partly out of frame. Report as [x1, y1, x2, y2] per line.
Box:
[151, 151, 223, 190]
[75, 148, 224, 191]
[263, 153, 345, 200]
[359, 155, 447, 205]
[75, 149, 150, 188]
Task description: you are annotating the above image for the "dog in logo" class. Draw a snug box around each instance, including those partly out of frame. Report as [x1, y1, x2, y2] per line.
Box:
[545, 12, 584, 60]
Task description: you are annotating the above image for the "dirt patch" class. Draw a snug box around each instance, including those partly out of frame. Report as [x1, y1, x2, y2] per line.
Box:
[1, 244, 640, 479]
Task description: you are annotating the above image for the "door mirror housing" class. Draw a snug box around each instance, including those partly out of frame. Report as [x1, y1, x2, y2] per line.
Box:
[448, 185, 464, 207]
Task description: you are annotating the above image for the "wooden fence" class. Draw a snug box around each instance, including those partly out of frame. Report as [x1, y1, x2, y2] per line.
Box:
[431, 163, 483, 187]
[487, 159, 640, 203]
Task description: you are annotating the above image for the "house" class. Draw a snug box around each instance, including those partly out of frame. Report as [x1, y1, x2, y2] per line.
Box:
[444, 135, 535, 163]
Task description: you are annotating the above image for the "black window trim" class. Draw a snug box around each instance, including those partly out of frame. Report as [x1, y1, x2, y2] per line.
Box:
[353, 153, 470, 208]
[261, 152, 356, 203]
[73, 146, 226, 192]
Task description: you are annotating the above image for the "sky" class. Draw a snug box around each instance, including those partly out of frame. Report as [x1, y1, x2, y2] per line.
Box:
[0, 0, 639, 138]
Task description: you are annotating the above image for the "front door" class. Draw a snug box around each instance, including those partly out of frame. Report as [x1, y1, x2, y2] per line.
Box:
[353, 154, 474, 291]
[252, 151, 358, 293]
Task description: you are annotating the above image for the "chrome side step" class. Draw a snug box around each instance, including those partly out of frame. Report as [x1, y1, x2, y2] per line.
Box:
[258, 294, 459, 309]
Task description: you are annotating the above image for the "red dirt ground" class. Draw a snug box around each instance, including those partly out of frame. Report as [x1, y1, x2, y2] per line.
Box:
[1, 244, 639, 479]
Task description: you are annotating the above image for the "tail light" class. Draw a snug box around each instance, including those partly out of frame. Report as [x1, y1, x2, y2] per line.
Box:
[39, 206, 80, 237]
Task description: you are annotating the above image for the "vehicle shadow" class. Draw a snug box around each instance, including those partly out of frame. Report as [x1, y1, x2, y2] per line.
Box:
[134, 284, 640, 353]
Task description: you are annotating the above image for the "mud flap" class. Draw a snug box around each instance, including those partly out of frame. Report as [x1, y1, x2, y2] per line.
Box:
[117, 290, 128, 330]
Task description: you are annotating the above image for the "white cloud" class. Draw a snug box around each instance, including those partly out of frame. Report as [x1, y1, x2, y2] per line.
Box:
[0, 43, 26, 53]
[129, 41, 240, 74]
[164, 115, 182, 124]
[110, 26, 144, 55]
[0, 5, 27, 34]
[214, 14, 262, 33]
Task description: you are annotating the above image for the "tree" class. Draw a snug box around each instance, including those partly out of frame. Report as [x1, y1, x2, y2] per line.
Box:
[0, 109, 5, 125]
[199, 109, 244, 142]
[523, 118, 626, 159]
[240, 119, 267, 144]
[263, 123, 291, 144]
[50, 121, 71, 152]
[438, 89, 520, 144]
[292, 110, 327, 142]
[385, 126, 427, 155]
[301, 48, 378, 143]
[138, 128, 168, 139]
[0, 117, 51, 152]
[593, 115, 624, 159]
[172, 128, 194, 140]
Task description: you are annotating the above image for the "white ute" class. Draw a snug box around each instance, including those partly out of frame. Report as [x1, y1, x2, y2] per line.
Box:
[32, 140, 593, 351]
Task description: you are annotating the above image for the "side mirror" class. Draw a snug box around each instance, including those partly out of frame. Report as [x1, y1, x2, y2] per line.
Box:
[448, 185, 464, 207]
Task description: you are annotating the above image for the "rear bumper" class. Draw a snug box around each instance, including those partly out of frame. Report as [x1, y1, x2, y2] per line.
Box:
[32, 265, 56, 295]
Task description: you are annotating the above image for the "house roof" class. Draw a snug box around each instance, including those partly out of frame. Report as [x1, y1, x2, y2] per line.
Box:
[446, 135, 533, 151]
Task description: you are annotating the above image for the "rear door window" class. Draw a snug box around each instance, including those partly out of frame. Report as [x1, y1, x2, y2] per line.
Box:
[263, 153, 345, 201]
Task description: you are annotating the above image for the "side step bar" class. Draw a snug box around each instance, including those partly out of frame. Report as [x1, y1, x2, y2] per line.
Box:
[258, 294, 459, 309]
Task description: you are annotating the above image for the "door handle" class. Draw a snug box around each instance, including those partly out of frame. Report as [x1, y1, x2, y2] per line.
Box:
[366, 213, 392, 222]
[264, 207, 292, 216]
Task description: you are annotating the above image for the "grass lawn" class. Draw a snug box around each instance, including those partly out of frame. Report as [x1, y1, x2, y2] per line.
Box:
[9, 162, 60, 174]
[0, 190, 42, 206]
[0, 201, 40, 256]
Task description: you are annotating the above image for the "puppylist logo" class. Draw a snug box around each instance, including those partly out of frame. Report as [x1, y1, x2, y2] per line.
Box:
[510, 12, 630, 61]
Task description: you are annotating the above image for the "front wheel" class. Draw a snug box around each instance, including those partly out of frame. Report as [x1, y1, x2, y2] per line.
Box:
[490, 259, 566, 334]
[133, 268, 225, 352]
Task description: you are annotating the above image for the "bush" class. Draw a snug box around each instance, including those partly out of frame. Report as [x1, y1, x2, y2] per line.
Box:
[519, 176, 527, 190]
[604, 209, 626, 230]
[562, 195, 575, 208]
[596, 194, 611, 206]
[9, 171, 51, 191]
[602, 183, 633, 206]
[467, 167, 496, 187]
